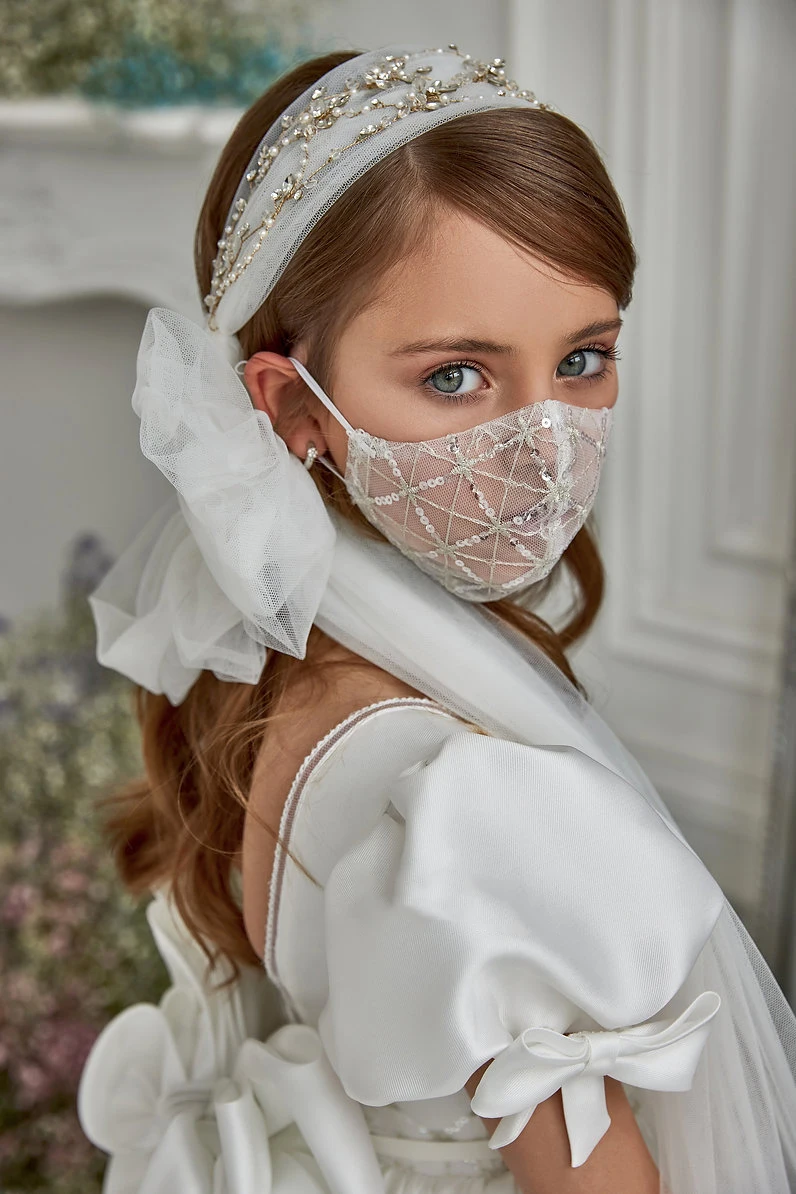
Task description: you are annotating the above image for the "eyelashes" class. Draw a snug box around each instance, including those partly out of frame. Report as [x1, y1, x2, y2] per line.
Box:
[421, 344, 622, 404]
[573, 343, 622, 386]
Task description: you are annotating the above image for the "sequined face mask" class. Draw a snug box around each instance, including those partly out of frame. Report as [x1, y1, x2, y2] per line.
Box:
[289, 358, 613, 603]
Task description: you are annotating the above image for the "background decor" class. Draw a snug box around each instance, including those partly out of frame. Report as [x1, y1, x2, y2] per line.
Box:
[0, 0, 310, 106]
[0, 535, 168, 1193]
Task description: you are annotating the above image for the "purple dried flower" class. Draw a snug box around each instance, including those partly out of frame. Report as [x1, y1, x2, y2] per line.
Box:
[40, 702, 78, 725]
[62, 533, 115, 598]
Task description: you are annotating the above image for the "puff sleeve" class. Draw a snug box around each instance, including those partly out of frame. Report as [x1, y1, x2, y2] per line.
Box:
[316, 730, 725, 1168]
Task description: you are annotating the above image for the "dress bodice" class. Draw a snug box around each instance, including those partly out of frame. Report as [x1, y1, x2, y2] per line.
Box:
[263, 696, 503, 1160]
[264, 696, 478, 1025]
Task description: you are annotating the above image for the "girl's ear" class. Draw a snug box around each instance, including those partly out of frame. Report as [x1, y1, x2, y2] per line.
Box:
[243, 350, 330, 462]
[243, 350, 300, 424]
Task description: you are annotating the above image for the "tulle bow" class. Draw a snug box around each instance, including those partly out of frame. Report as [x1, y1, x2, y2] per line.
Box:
[470, 989, 722, 1165]
[88, 306, 337, 705]
[77, 891, 385, 1194]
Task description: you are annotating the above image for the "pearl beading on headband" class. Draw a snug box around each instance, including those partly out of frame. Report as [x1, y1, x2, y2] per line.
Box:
[204, 45, 549, 327]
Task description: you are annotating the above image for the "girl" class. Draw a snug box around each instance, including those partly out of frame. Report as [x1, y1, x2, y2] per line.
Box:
[77, 44, 796, 1194]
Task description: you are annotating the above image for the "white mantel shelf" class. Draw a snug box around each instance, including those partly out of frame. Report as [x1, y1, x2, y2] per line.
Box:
[0, 97, 245, 316]
[0, 96, 244, 151]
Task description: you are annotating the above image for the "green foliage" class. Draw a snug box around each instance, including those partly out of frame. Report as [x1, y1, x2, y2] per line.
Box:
[0, 536, 168, 1191]
[0, 0, 310, 104]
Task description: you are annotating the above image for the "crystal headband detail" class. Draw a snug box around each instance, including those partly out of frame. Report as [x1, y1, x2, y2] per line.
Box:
[204, 45, 550, 328]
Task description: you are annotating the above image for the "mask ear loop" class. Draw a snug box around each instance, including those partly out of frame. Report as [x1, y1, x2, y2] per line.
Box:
[234, 354, 349, 482]
[288, 356, 353, 483]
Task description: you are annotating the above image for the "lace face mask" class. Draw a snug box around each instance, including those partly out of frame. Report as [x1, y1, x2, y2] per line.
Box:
[289, 358, 613, 602]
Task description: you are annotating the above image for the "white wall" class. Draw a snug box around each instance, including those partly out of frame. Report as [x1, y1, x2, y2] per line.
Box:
[310, 0, 506, 60]
[0, 298, 173, 617]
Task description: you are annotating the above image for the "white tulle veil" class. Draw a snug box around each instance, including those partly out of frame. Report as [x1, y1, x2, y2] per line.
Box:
[86, 43, 796, 1194]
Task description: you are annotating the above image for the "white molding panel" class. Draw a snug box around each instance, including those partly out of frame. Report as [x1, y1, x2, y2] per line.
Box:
[510, 0, 796, 909]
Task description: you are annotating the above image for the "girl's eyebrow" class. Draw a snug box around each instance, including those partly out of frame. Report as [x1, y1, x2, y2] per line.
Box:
[564, 318, 623, 345]
[388, 319, 623, 358]
[388, 336, 517, 357]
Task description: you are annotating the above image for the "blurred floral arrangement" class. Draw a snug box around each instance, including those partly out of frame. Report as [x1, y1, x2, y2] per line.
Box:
[0, 0, 312, 106]
[0, 534, 168, 1193]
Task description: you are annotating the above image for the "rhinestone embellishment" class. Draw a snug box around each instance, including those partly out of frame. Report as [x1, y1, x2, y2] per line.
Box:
[204, 46, 549, 326]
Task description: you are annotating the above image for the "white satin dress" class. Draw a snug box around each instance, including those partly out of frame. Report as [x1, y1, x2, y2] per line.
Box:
[77, 695, 725, 1193]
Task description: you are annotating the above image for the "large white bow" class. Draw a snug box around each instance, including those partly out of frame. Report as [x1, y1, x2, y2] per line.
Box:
[88, 306, 337, 705]
[470, 989, 721, 1165]
[77, 891, 385, 1194]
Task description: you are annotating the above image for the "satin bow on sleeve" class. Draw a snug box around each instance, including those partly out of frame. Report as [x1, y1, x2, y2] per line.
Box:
[469, 989, 721, 1165]
[77, 892, 385, 1194]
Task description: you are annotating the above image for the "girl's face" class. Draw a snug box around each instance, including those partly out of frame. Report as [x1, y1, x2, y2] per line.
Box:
[245, 207, 622, 472]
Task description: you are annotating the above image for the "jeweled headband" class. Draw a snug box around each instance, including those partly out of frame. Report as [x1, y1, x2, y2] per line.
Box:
[203, 43, 551, 360]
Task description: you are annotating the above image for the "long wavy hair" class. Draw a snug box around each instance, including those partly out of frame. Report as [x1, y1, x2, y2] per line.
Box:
[103, 49, 637, 980]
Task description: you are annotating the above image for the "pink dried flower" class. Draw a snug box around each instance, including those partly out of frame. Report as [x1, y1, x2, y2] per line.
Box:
[0, 1126, 22, 1161]
[50, 840, 91, 868]
[95, 946, 121, 968]
[41, 898, 88, 928]
[44, 1121, 97, 1171]
[6, 970, 41, 1005]
[31, 1017, 98, 1086]
[55, 869, 90, 895]
[47, 926, 72, 957]
[17, 835, 43, 866]
[17, 1061, 54, 1108]
[1, 881, 37, 926]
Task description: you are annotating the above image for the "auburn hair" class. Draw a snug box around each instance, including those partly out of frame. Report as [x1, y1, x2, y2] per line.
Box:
[103, 49, 637, 981]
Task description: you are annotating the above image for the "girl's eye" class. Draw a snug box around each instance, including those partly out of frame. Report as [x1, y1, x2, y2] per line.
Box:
[557, 345, 620, 382]
[424, 362, 485, 398]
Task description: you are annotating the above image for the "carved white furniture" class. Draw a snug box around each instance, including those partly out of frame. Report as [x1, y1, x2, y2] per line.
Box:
[0, 97, 242, 316]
